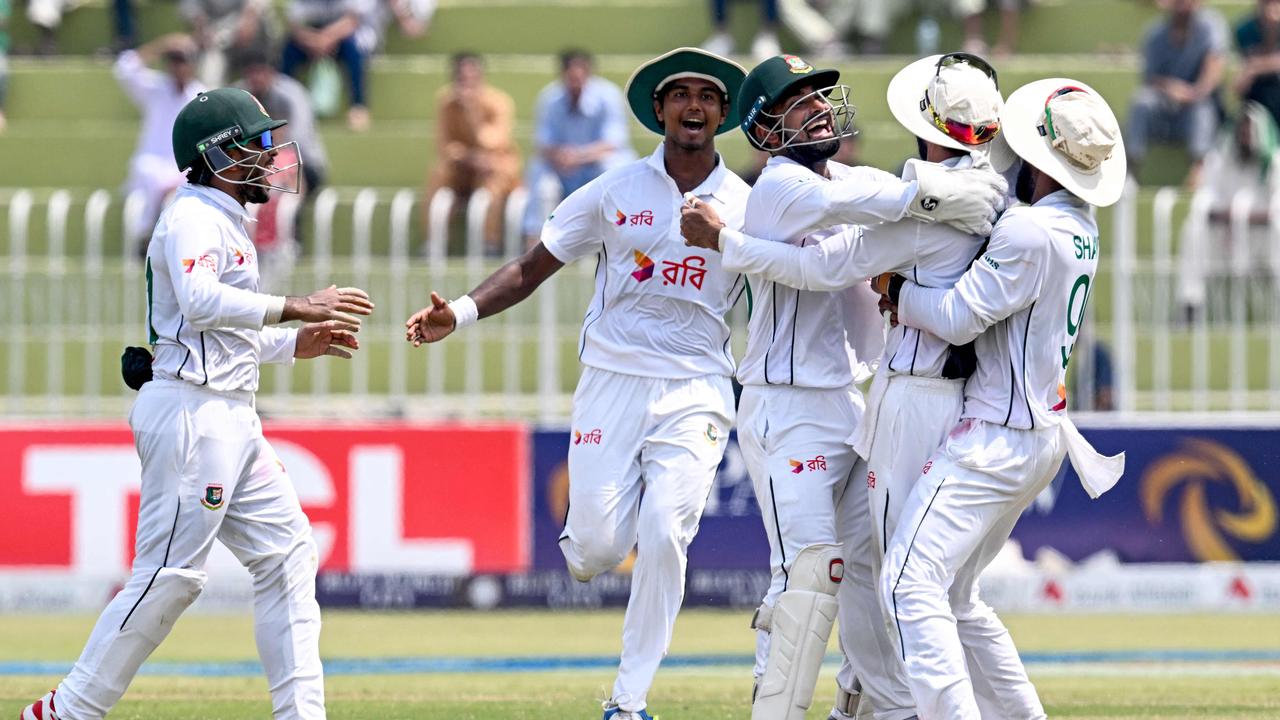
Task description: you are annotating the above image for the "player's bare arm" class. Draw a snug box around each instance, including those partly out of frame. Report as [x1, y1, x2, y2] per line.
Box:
[405, 242, 564, 346]
[282, 285, 374, 328]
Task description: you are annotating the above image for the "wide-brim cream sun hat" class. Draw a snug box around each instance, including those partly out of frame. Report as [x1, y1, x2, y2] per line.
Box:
[1002, 77, 1127, 207]
[887, 53, 1003, 152]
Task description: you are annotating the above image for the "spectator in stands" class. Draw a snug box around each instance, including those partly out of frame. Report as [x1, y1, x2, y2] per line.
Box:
[426, 52, 520, 254]
[181, 0, 275, 86]
[114, 33, 204, 246]
[521, 49, 634, 244]
[956, 0, 1026, 57]
[701, 0, 782, 60]
[239, 48, 329, 199]
[1178, 101, 1280, 319]
[1126, 0, 1227, 188]
[355, 0, 431, 57]
[113, 0, 137, 51]
[282, 0, 372, 132]
[1234, 0, 1280, 127]
[0, 0, 9, 133]
[26, 0, 136, 54]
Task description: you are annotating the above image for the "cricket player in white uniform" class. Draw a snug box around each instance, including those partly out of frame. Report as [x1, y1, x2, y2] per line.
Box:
[404, 48, 749, 720]
[680, 53, 1007, 720]
[877, 79, 1128, 719]
[21, 88, 375, 720]
[679, 54, 1005, 720]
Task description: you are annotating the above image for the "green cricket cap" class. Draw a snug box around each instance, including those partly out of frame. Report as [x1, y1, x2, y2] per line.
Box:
[625, 47, 746, 136]
[172, 88, 287, 171]
[738, 54, 841, 138]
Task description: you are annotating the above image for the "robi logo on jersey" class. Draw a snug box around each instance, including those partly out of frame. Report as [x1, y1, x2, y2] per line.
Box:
[573, 429, 602, 446]
[631, 251, 656, 282]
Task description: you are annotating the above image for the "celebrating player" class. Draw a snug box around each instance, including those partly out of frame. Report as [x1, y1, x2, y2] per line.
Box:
[20, 88, 374, 720]
[876, 78, 1127, 719]
[404, 48, 749, 720]
[679, 54, 1007, 720]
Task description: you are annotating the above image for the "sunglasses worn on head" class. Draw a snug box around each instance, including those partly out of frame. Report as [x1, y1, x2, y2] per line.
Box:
[921, 52, 1001, 146]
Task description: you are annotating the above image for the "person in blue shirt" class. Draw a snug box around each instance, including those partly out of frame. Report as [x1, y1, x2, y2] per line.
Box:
[522, 49, 635, 243]
[1126, 0, 1227, 186]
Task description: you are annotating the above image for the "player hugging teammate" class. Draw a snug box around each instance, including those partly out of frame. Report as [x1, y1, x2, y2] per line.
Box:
[679, 54, 1128, 719]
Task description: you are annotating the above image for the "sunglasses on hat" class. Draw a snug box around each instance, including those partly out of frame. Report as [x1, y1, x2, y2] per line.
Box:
[921, 52, 1001, 146]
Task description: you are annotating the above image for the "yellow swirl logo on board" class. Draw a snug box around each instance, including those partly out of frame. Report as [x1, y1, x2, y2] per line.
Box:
[1141, 439, 1277, 561]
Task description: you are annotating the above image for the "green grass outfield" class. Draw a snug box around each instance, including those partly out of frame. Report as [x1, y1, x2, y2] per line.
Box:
[2, 610, 1279, 719]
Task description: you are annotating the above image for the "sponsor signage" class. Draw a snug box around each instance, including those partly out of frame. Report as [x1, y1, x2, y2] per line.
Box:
[0, 424, 530, 576]
[1013, 428, 1280, 563]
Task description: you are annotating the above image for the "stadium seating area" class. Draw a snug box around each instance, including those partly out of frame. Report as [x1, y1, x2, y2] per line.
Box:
[0, 0, 1234, 189]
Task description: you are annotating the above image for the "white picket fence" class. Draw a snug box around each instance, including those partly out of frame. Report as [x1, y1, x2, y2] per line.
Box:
[1, 184, 1278, 420]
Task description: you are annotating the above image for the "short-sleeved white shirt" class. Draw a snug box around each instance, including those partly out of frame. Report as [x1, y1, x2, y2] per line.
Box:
[146, 184, 297, 393]
[541, 143, 751, 379]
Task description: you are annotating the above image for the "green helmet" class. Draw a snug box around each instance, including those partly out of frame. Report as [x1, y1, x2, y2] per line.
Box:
[171, 88, 287, 171]
[737, 55, 854, 152]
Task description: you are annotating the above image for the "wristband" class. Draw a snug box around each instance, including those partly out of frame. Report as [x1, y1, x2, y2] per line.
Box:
[449, 295, 479, 330]
[887, 275, 905, 305]
[263, 295, 286, 325]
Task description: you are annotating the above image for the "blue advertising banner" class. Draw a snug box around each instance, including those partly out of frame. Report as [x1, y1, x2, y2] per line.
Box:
[317, 424, 1280, 609]
[1013, 427, 1280, 563]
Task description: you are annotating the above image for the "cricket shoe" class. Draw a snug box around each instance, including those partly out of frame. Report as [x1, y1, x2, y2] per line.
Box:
[601, 701, 658, 720]
[19, 690, 60, 720]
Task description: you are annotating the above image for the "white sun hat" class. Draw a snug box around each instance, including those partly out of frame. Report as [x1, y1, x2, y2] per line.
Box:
[887, 52, 1003, 152]
[1002, 77, 1127, 207]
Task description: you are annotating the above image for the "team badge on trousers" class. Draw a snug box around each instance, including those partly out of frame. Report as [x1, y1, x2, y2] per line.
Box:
[201, 484, 225, 510]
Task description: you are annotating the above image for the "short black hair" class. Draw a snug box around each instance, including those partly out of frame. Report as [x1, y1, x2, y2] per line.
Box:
[185, 160, 216, 187]
[559, 49, 592, 72]
[452, 51, 483, 75]
[239, 47, 273, 70]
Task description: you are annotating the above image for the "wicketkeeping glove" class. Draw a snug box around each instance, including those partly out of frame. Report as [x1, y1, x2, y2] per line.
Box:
[905, 157, 1008, 237]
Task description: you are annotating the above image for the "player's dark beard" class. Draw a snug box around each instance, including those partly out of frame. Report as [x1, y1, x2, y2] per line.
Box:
[242, 165, 272, 205]
[1015, 160, 1037, 205]
[782, 136, 840, 169]
[917, 137, 929, 160]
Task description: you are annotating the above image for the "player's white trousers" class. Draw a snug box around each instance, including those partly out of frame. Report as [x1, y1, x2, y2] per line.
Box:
[558, 367, 734, 714]
[738, 384, 916, 720]
[55, 380, 325, 720]
[882, 418, 1062, 720]
[861, 374, 965, 578]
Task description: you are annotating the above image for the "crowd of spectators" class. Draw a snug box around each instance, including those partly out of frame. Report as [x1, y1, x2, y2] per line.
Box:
[702, 0, 1028, 59]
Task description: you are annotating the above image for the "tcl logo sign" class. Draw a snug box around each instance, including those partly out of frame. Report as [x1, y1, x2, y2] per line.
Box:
[0, 425, 530, 575]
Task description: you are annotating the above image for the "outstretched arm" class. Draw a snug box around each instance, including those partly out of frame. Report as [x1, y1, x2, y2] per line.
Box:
[405, 243, 564, 345]
[681, 197, 911, 292]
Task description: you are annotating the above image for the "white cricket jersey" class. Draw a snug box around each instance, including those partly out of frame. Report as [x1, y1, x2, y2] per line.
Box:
[722, 156, 986, 381]
[146, 184, 297, 393]
[899, 190, 1100, 430]
[541, 143, 751, 379]
[731, 155, 919, 388]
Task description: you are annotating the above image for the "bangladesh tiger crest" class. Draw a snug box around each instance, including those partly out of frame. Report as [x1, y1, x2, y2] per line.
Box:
[201, 484, 225, 510]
